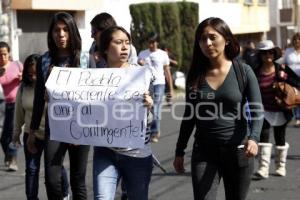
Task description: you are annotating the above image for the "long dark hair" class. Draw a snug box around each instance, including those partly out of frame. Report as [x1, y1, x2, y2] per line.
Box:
[22, 54, 40, 86]
[187, 17, 240, 87]
[47, 12, 81, 67]
[98, 26, 131, 61]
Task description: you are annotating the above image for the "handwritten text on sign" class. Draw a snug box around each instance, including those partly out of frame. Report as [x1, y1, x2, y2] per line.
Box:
[45, 67, 152, 148]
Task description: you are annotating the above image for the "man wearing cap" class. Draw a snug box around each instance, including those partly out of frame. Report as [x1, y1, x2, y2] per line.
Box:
[138, 32, 174, 143]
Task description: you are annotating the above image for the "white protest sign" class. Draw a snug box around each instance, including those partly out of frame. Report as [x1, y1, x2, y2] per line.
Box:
[45, 67, 152, 148]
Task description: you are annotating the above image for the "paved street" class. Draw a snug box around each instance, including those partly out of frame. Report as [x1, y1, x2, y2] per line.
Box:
[1, 95, 300, 200]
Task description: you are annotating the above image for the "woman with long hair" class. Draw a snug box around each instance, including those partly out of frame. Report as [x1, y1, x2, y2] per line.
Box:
[30, 12, 89, 200]
[173, 17, 263, 200]
[93, 26, 154, 200]
[12, 54, 69, 200]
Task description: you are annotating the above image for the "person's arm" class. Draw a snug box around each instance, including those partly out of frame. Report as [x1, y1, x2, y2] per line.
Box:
[243, 64, 264, 157]
[12, 87, 25, 145]
[164, 64, 173, 96]
[137, 51, 146, 66]
[283, 65, 300, 88]
[169, 58, 178, 67]
[245, 65, 264, 143]
[174, 89, 196, 173]
[30, 58, 46, 131]
[175, 89, 196, 156]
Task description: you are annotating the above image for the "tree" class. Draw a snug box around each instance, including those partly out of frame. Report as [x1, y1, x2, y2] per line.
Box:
[130, 2, 198, 72]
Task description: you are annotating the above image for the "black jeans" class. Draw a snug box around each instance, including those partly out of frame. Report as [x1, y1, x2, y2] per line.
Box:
[23, 133, 69, 200]
[44, 135, 90, 200]
[0, 103, 16, 158]
[260, 119, 287, 146]
[191, 142, 254, 200]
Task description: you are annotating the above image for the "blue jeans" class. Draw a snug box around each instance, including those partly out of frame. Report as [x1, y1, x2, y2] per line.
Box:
[293, 107, 300, 120]
[23, 133, 69, 200]
[191, 141, 254, 200]
[150, 84, 165, 135]
[93, 147, 153, 200]
[0, 103, 17, 158]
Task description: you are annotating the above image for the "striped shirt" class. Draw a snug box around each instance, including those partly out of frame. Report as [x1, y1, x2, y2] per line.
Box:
[258, 71, 281, 111]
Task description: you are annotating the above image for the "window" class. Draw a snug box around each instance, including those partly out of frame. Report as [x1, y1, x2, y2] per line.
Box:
[282, 0, 293, 9]
[244, 0, 253, 6]
[258, 0, 266, 5]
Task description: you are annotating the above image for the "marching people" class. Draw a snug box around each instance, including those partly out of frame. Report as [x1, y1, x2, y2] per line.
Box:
[161, 45, 178, 106]
[254, 40, 300, 179]
[93, 26, 154, 200]
[0, 41, 23, 171]
[89, 12, 138, 68]
[242, 41, 258, 69]
[138, 32, 174, 143]
[283, 32, 300, 127]
[30, 12, 90, 200]
[11, 54, 70, 200]
[173, 17, 263, 200]
[89, 12, 138, 200]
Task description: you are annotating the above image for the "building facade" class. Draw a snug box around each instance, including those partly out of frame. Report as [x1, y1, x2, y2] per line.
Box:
[268, 0, 299, 48]
[2, 0, 270, 62]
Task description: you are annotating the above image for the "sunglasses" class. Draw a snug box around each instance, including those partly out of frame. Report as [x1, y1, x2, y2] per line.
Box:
[260, 50, 275, 55]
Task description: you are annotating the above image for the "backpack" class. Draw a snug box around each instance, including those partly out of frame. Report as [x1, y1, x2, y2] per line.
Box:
[232, 59, 252, 128]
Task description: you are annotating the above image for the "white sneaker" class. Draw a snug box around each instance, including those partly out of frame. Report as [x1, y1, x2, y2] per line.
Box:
[63, 194, 70, 200]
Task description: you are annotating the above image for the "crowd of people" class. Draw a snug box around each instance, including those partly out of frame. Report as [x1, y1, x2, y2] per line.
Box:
[0, 11, 299, 200]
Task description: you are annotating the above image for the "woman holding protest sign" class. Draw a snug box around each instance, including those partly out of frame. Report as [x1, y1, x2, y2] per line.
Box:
[30, 12, 89, 200]
[173, 17, 263, 200]
[92, 26, 154, 200]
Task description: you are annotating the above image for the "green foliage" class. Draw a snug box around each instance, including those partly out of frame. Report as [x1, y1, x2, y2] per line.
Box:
[129, 2, 198, 72]
[160, 3, 182, 67]
[177, 2, 198, 72]
[129, 3, 162, 51]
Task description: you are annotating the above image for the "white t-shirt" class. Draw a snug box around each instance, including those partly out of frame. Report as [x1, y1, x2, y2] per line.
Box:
[138, 49, 170, 85]
[284, 47, 300, 76]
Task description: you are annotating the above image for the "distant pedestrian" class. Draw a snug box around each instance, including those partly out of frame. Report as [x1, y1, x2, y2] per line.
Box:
[283, 32, 300, 127]
[138, 32, 174, 143]
[254, 40, 299, 179]
[173, 17, 263, 200]
[242, 41, 258, 69]
[162, 45, 177, 106]
[0, 41, 23, 171]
